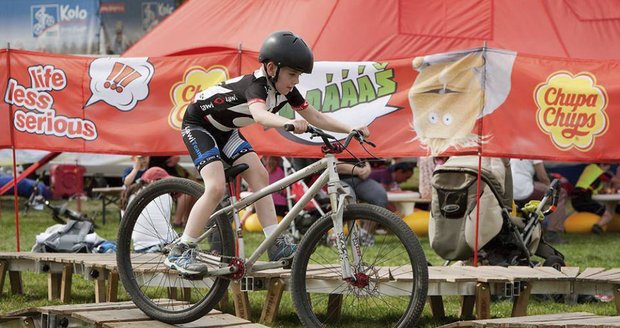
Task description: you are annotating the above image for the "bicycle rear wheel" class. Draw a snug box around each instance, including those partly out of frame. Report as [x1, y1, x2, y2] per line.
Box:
[116, 178, 234, 324]
[291, 203, 428, 327]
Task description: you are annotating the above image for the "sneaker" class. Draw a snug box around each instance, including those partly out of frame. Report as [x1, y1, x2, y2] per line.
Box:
[592, 224, 604, 235]
[164, 243, 209, 276]
[268, 235, 297, 261]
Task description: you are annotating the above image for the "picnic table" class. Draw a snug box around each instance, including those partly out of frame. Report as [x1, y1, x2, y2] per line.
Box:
[92, 187, 124, 224]
[387, 191, 430, 216]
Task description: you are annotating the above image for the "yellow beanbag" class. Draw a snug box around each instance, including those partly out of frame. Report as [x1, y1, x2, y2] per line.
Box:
[564, 212, 600, 234]
[403, 210, 430, 237]
[243, 213, 263, 232]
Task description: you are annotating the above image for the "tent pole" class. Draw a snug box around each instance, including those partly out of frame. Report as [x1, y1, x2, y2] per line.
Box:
[473, 43, 488, 267]
[6, 43, 21, 251]
[237, 43, 243, 77]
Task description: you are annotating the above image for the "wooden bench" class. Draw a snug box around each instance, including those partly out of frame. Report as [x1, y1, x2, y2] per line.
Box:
[1, 300, 267, 328]
[438, 312, 620, 327]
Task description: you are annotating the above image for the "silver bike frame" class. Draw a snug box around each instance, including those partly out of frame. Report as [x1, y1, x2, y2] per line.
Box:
[194, 153, 356, 279]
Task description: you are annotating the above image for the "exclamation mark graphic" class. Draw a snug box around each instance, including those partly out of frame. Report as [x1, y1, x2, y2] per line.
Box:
[104, 62, 143, 93]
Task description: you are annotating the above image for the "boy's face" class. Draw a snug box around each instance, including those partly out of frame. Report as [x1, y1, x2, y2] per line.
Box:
[268, 64, 302, 95]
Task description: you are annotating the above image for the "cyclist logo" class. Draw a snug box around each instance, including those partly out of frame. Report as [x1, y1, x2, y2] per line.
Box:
[535, 71, 608, 152]
[31, 5, 59, 38]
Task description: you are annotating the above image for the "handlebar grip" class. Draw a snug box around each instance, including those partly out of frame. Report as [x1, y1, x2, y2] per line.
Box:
[283, 124, 295, 132]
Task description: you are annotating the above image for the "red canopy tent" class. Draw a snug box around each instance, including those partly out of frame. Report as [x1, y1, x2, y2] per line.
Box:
[125, 0, 620, 60]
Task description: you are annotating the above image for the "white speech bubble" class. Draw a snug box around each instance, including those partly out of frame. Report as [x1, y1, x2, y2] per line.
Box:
[292, 61, 398, 143]
[85, 57, 154, 111]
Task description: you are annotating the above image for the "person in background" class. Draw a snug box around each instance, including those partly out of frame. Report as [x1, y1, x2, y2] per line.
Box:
[369, 161, 415, 192]
[337, 160, 388, 209]
[571, 163, 616, 235]
[149, 156, 195, 228]
[511, 159, 568, 244]
[122, 155, 150, 187]
[149, 156, 194, 179]
[418, 156, 449, 200]
[127, 167, 177, 253]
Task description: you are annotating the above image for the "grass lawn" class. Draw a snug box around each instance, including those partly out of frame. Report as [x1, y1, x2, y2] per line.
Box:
[1, 197, 619, 327]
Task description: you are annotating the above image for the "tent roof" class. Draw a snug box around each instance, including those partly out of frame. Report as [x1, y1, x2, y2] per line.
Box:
[125, 0, 620, 60]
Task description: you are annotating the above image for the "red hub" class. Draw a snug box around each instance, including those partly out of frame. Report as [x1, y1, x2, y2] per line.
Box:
[228, 258, 245, 280]
[348, 272, 370, 288]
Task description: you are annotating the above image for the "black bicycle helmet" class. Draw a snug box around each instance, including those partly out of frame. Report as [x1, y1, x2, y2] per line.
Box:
[259, 31, 314, 74]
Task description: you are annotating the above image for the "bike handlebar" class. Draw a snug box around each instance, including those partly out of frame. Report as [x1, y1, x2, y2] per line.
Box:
[283, 124, 375, 154]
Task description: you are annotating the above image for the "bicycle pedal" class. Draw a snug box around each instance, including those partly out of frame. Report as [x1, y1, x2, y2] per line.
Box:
[281, 258, 293, 270]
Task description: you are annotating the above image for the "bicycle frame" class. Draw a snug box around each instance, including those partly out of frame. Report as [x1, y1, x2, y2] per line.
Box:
[194, 153, 358, 279]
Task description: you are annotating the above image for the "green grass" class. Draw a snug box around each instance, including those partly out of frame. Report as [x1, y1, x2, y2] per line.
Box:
[1, 197, 620, 327]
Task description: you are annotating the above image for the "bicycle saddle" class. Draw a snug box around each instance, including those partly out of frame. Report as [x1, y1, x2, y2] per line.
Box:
[225, 164, 249, 183]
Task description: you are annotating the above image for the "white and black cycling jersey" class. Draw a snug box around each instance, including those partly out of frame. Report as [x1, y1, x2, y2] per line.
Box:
[183, 68, 308, 131]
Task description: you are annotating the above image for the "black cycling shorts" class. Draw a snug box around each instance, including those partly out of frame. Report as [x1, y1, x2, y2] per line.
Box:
[181, 123, 254, 172]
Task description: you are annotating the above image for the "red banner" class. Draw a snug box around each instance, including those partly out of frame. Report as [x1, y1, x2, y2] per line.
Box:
[0, 50, 10, 149]
[4, 49, 241, 154]
[2, 48, 620, 161]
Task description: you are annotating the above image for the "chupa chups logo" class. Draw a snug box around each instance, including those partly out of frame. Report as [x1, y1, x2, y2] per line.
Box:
[169, 66, 229, 130]
[535, 71, 608, 152]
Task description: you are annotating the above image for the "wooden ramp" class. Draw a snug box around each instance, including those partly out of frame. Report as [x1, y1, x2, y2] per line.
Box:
[439, 312, 620, 327]
[2, 251, 620, 324]
[1, 300, 267, 328]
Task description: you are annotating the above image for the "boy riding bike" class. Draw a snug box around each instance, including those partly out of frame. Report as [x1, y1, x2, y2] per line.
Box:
[165, 31, 370, 276]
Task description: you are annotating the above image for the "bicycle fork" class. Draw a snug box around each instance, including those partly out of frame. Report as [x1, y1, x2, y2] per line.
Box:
[326, 157, 360, 281]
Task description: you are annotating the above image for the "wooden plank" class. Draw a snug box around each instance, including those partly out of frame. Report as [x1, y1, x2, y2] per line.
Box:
[560, 267, 580, 278]
[260, 278, 285, 325]
[475, 283, 490, 320]
[0, 260, 7, 296]
[60, 264, 73, 303]
[231, 280, 251, 320]
[614, 286, 620, 316]
[48, 272, 61, 300]
[72, 308, 151, 325]
[8, 271, 23, 295]
[95, 279, 107, 303]
[460, 295, 475, 319]
[103, 314, 266, 327]
[511, 282, 531, 317]
[428, 296, 445, 319]
[575, 268, 606, 280]
[107, 270, 119, 302]
[325, 294, 343, 323]
[5, 301, 138, 316]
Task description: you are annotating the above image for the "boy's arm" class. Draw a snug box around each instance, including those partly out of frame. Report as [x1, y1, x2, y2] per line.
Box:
[534, 162, 551, 185]
[298, 104, 370, 137]
[248, 102, 307, 133]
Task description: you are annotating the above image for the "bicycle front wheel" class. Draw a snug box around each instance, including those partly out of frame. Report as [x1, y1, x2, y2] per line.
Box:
[116, 178, 234, 324]
[291, 203, 428, 327]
